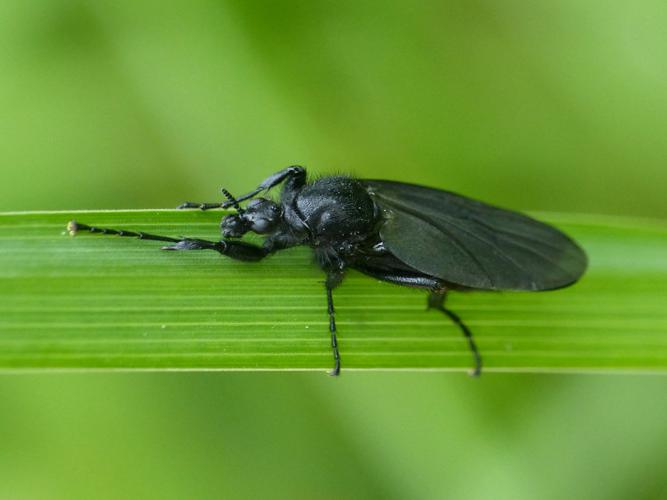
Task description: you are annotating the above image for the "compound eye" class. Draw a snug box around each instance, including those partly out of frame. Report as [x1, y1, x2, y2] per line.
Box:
[221, 214, 249, 237]
[251, 218, 272, 233]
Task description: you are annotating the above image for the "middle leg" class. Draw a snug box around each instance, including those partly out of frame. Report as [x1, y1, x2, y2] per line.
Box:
[324, 270, 344, 376]
[326, 286, 341, 376]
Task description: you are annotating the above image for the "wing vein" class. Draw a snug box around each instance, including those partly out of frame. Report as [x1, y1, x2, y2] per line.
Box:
[365, 180, 587, 290]
[383, 192, 529, 280]
[379, 196, 495, 286]
[469, 217, 575, 274]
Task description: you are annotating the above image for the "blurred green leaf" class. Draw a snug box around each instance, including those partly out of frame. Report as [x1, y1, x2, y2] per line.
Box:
[1, 210, 666, 373]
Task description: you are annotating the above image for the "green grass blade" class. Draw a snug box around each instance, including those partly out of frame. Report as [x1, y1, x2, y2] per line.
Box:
[1, 210, 666, 373]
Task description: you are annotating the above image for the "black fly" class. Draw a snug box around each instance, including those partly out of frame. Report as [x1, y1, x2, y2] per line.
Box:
[67, 166, 588, 376]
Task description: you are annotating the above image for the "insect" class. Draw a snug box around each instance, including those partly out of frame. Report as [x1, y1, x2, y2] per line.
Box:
[67, 166, 587, 376]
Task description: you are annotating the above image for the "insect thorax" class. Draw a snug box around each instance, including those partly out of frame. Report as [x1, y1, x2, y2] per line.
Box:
[294, 176, 378, 246]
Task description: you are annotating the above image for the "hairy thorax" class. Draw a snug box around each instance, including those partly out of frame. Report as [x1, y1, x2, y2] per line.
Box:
[294, 176, 378, 251]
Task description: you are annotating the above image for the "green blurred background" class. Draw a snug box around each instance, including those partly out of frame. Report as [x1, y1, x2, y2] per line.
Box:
[1, 1, 666, 499]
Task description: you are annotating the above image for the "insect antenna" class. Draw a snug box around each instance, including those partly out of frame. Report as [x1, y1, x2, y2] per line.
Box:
[221, 188, 245, 214]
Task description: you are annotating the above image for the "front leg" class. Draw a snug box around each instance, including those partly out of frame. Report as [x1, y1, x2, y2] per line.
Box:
[223, 165, 307, 206]
[67, 221, 271, 262]
[162, 238, 269, 262]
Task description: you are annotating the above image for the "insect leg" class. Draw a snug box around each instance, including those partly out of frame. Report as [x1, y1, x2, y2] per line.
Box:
[177, 202, 224, 210]
[428, 291, 482, 377]
[350, 262, 481, 374]
[352, 264, 442, 288]
[325, 272, 343, 377]
[67, 221, 181, 243]
[67, 221, 270, 261]
[163, 239, 269, 261]
[223, 165, 307, 206]
[177, 188, 244, 211]
[325, 281, 341, 377]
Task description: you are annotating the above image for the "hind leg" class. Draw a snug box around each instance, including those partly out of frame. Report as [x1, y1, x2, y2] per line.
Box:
[428, 291, 482, 377]
[352, 262, 482, 376]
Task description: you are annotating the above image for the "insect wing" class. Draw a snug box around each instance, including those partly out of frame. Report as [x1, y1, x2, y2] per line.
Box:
[364, 180, 587, 291]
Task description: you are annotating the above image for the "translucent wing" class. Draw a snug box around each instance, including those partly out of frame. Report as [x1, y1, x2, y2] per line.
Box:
[364, 180, 587, 291]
